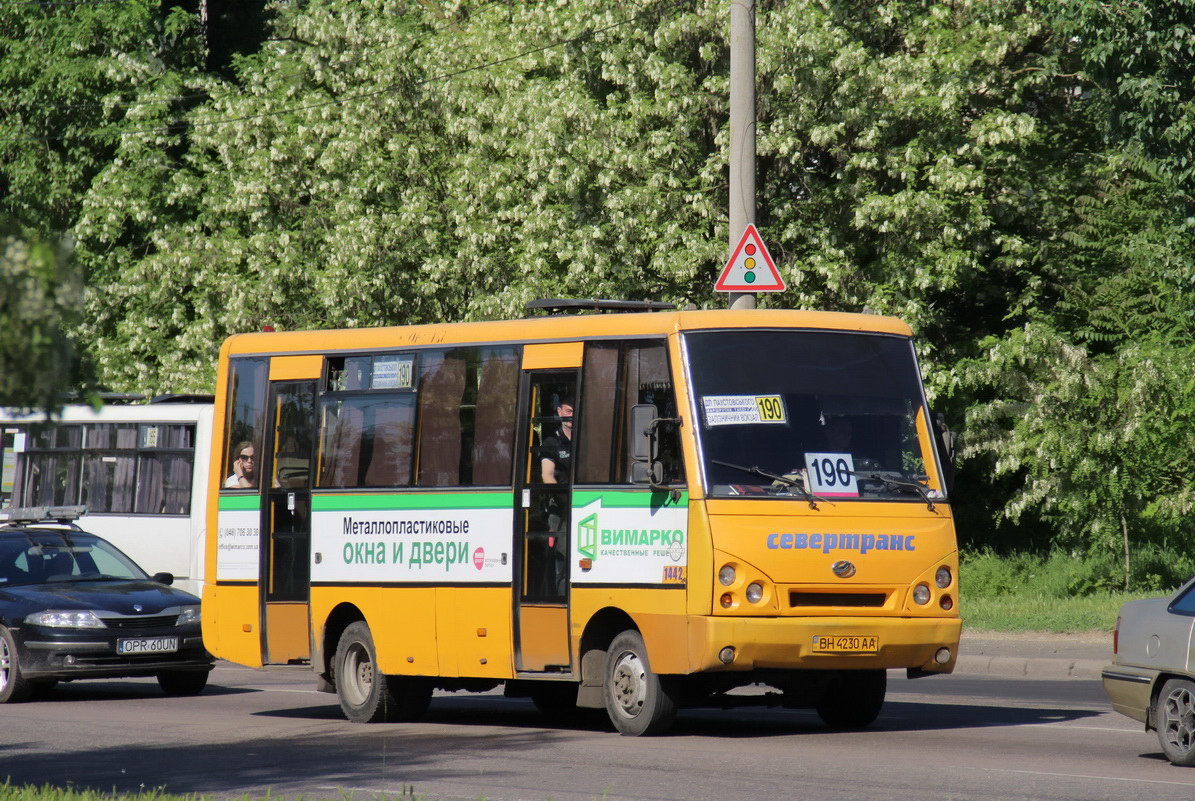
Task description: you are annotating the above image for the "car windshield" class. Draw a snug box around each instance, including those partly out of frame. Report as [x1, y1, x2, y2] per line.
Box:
[685, 329, 944, 501]
[0, 530, 149, 587]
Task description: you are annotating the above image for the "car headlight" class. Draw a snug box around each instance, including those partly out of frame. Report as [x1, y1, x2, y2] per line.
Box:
[176, 605, 201, 626]
[25, 610, 106, 629]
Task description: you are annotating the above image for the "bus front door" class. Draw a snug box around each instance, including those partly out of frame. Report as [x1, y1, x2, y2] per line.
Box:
[514, 369, 576, 672]
[260, 380, 317, 664]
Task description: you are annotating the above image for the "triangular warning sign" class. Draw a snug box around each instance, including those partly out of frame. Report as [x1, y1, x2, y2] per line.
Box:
[715, 224, 785, 292]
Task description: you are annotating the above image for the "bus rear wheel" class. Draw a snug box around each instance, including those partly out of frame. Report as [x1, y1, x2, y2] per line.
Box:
[603, 630, 677, 736]
[815, 669, 886, 729]
[335, 621, 395, 723]
[335, 621, 431, 723]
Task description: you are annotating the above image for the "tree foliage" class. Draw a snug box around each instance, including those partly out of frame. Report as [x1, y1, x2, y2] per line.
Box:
[0, 219, 90, 411]
[3, 0, 1194, 569]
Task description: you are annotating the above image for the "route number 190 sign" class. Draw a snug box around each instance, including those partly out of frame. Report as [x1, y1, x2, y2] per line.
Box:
[803, 452, 859, 497]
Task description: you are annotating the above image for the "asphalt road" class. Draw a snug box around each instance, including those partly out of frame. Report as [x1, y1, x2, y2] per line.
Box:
[3, 663, 1193, 801]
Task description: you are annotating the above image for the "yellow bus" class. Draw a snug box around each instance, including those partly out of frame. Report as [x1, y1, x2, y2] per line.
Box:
[201, 300, 959, 735]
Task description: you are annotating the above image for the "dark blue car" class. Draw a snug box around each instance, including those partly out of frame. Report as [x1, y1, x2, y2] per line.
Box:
[0, 506, 213, 703]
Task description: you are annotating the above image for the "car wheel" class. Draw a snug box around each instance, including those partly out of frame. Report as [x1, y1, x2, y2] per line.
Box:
[335, 621, 397, 723]
[816, 670, 887, 730]
[0, 626, 33, 704]
[603, 630, 677, 736]
[1156, 678, 1195, 766]
[157, 670, 209, 696]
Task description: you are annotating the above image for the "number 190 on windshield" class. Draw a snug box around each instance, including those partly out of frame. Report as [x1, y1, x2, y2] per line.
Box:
[803, 452, 859, 497]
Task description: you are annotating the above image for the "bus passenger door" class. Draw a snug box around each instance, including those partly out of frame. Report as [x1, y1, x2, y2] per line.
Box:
[514, 365, 577, 673]
[261, 379, 317, 664]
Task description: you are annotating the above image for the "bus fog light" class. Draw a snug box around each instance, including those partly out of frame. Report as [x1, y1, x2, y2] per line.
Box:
[935, 566, 952, 589]
[939, 595, 954, 611]
[719, 565, 736, 586]
[719, 646, 736, 664]
[935, 647, 952, 664]
[720, 593, 734, 609]
[745, 582, 763, 603]
[912, 583, 931, 605]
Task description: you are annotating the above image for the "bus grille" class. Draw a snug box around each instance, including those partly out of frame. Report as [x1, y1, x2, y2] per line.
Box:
[789, 592, 887, 608]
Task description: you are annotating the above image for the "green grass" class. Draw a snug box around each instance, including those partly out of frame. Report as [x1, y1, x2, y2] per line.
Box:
[958, 547, 1187, 633]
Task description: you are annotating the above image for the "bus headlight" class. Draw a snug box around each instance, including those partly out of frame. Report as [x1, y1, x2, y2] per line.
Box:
[718, 565, 736, 586]
[745, 582, 764, 603]
[720, 593, 734, 609]
[935, 566, 952, 589]
[912, 583, 931, 605]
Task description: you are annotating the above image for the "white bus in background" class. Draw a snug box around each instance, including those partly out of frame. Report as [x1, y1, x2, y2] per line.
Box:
[0, 395, 214, 596]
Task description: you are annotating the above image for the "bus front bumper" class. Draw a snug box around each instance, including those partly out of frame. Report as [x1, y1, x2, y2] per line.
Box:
[686, 615, 961, 674]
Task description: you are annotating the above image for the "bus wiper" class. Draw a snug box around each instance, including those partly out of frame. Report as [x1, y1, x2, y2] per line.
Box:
[853, 472, 936, 511]
[711, 459, 826, 510]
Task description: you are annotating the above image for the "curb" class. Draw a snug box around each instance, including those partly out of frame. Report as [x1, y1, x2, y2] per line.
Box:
[954, 654, 1106, 680]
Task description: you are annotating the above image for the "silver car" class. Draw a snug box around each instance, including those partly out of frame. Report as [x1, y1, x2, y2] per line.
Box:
[1103, 577, 1195, 766]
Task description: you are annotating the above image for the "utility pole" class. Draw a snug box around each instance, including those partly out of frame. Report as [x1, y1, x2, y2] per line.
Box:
[728, 0, 756, 310]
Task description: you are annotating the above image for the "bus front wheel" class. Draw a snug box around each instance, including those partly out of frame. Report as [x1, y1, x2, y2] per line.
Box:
[603, 630, 677, 736]
[815, 669, 886, 729]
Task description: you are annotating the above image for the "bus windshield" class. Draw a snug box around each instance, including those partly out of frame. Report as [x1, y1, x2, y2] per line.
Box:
[686, 330, 942, 502]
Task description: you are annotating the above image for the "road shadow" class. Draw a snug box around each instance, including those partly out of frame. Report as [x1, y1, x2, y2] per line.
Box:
[254, 690, 1101, 739]
[671, 698, 1102, 738]
[19, 680, 256, 704]
[1, 724, 559, 798]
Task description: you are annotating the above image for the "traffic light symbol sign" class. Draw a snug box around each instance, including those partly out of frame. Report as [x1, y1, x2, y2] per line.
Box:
[715, 224, 785, 292]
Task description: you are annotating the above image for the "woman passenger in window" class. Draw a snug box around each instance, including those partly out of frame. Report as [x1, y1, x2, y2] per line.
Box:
[225, 442, 258, 489]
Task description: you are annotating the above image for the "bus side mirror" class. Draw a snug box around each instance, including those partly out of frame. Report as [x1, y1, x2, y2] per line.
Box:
[630, 404, 659, 477]
[630, 405, 682, 500]
[933, 412, 956, 491]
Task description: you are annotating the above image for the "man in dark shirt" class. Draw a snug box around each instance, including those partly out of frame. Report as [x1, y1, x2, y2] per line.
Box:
[539, 399, 573, 485]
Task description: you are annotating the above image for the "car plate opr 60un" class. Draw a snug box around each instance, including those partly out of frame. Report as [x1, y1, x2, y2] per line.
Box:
[116, 636, 179, 655]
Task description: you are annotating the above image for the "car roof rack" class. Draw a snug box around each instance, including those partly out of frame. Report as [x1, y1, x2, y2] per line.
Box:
[0, 506, 87, 526]
[525, 298, 676, 315]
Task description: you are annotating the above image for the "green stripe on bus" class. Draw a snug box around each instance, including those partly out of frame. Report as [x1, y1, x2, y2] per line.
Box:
[218, 495, 261, 511]
[312, 492, 514, 512]
[572, 490, 688, 508]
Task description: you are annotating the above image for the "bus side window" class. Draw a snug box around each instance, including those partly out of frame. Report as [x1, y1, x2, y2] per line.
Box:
[577, 340, 683, 486]
[222, 358, 268, 490]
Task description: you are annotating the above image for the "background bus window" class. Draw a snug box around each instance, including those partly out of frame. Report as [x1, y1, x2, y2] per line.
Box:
[135, 453, 193, 514]
[81, 453, 136, 513]
[1, 428, 21, 506]
[577, 341, 683, 485]
[223, 358, 268, 489]
[14, 422, 197, 514]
